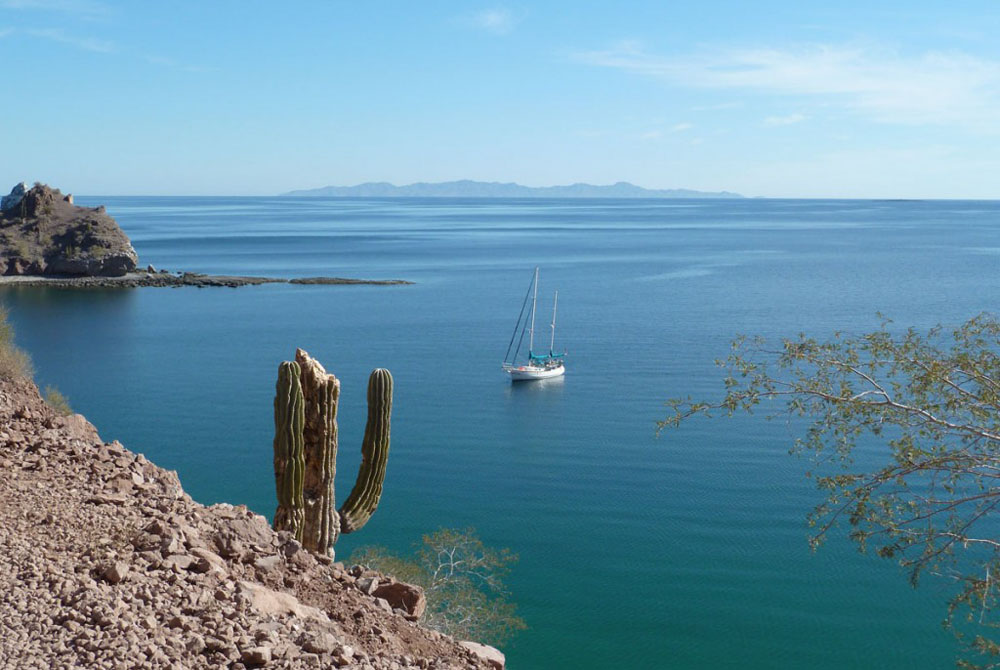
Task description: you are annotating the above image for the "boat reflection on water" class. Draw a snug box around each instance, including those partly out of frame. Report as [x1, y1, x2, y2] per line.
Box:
[502, 375, 565, 414]
[507, 374, 565, 393]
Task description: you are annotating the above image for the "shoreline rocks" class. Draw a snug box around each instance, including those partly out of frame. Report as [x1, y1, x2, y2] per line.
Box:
[0, 272, 413, 289]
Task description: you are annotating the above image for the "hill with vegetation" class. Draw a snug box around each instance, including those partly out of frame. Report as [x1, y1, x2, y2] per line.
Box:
[0, 182, 138, 277]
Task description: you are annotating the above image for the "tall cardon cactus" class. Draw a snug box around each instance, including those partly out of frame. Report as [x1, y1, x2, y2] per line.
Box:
[271, 348, 392, 556]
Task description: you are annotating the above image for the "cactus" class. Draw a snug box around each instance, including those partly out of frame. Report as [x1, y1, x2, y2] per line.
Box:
[296, 349, 340, 555]
[272, 360, 305, 539]
[271, 349, 392, 556]
[339, 367, 393, 534]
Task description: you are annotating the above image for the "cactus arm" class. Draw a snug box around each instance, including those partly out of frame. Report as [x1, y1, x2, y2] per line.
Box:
[339, 368, 392, 534]
[272, 360, 306, 540]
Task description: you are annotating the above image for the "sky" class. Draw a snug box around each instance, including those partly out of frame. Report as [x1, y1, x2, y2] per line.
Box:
[2, 1, 999, 198]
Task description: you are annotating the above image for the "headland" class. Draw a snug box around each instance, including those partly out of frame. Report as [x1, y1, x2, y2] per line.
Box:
[0, 183, 411, 288]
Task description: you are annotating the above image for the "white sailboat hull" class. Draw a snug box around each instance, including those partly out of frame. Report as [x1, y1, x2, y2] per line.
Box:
[504, 363, 566, 381]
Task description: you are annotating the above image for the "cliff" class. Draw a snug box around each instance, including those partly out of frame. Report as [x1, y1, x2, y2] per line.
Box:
[0, 182, 138, 277]
[0, 377, 500, 669]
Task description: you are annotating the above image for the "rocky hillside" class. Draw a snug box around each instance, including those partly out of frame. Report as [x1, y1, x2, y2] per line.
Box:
[0, 378, 501, 669]
[0, 182, 138, 277]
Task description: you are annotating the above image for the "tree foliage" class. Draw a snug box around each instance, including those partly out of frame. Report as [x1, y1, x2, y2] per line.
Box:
[350, 527, 526, 646]
[661, 314, 1000, 666]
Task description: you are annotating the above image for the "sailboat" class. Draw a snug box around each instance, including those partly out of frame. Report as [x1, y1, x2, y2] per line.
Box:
[502, 267, 566, 381]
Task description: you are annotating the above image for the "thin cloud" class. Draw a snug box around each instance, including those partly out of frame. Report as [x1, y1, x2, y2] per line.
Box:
[0, 0, 109, 17]
[670, 122, 693, 132]
[640, 130, 662, 140]
[462, 8, 517, 35]
[26, 27, 113, 52]
[763, 113, 806, 126]
[575, 42, 1000, 130]
[692, 101, 743, 111]
[0, 28, 12, 38]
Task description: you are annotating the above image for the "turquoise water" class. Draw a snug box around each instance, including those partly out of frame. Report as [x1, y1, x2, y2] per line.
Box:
[5, 197, 1000, 668]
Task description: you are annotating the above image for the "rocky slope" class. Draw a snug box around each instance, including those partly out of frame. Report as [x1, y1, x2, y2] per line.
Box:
[0, 182, 138, 277]
[0, 378, 500, 669]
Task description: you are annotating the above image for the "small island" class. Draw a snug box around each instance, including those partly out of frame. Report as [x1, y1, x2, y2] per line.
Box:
[0, 183, 412, 289]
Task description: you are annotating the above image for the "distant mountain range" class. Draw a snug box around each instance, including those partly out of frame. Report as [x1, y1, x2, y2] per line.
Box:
[281, 180, 743, 199]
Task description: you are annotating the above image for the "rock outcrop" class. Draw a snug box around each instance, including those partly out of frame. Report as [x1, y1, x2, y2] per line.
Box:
[0, 377, 498, 669]
[1, 182, 29, 210]
[0, 182, 138, 277]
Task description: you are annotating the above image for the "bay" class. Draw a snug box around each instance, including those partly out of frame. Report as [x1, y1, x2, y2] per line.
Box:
[5, 196, 1000, 668]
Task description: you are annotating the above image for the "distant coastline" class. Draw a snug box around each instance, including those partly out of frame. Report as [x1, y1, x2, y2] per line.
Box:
[282, 180, 744, 199]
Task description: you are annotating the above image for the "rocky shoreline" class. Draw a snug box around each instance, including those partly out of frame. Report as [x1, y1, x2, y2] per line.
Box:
[0, 183, 414, 289]
[0, 378, 499, 669]
[0, 272, 413, 289]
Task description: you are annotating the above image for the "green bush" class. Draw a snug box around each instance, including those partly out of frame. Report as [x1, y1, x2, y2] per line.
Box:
[0, 306, 32, 380]
[43, 385, 72, 416]
[350, 527, 526, 646]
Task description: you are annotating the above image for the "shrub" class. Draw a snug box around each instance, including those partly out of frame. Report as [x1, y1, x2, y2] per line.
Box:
[43, 385, 72, 416]
[0, 306, 32, 380]
[10, 239, 30, 258]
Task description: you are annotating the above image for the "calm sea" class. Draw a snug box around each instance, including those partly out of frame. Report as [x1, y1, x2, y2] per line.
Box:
[5, 196, 1000, 668]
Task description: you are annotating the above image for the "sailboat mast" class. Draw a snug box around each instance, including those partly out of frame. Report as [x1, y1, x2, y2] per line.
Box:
[528, 267, 538, 354]
[550, 290, 558, 353]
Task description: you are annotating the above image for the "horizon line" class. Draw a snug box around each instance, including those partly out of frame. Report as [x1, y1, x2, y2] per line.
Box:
[70, 193, 1000, 202]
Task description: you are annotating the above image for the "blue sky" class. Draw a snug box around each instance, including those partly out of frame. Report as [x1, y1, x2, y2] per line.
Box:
[2, 1, 999, 197]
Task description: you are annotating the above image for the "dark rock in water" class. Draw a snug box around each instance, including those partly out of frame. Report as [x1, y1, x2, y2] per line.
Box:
[0, 182, 138, 277]
[289, 277, 413, 285]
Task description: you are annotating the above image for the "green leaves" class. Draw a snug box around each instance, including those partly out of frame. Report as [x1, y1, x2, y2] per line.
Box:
[664, 313, 1000, 665]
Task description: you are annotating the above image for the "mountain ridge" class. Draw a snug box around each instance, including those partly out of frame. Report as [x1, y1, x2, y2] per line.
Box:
[282, 180, 743, 199]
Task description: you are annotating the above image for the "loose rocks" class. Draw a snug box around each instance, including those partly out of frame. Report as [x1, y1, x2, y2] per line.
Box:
[0, 377, 495, 669]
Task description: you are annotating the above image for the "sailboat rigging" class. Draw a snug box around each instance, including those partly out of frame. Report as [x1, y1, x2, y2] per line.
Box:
[502, 267, 566, 381]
